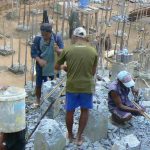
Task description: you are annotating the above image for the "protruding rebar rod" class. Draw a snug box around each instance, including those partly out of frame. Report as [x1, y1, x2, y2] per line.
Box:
[24, 38, 28, 86]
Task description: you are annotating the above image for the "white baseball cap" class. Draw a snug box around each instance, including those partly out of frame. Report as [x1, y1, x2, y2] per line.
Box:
[117, 71, 135, 88]
[73, 27, 86, 38]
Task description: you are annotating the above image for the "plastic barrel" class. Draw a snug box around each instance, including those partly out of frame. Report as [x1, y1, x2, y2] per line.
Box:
[0, 86, 26, 133]
[79, 0, 89, 8]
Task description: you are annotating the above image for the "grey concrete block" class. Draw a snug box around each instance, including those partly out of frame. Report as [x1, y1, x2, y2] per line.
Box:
[122, 134, 140, 150]
[84, 109, 108, 142]
[34, 119, 66, 150]
[140, 101, 150, 108]
[113, 134, 141, 150]
[40, 97, 61, 119]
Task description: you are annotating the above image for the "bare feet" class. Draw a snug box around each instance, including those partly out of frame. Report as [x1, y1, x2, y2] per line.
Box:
[31, 102, 40, 109]
[75, 136, 83, 146]
[66, 133, 75, 143]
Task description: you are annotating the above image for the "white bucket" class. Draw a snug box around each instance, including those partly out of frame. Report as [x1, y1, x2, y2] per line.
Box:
[0, 86, 26, 133]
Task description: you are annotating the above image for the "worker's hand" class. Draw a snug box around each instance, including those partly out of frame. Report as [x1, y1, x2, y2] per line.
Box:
[37, 58, 47, 67]
[131, 87, 139, 97]
[54, 43, 62, 56]
[54, 43, 59, 52]
[137, 108, 144, 115]
[61, 65, 67, 72]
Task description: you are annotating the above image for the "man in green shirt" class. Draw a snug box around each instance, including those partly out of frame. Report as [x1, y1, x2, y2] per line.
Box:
[55, 27, 98, 145]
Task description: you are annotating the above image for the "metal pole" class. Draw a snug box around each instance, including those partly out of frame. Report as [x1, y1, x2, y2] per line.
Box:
[61, 0, 66, 37]
[18, 0, 21, 25]
[108, 0, 114, 25]
[3, 19, 6, 51]
[31, 59, 35, 88]
[12, 0, 14, 14]
[18, 38, 21, 67]
[23, 0, 26, 28]
[31, 14, 34, 43]
[24, 38, 28, 85]
[27, 0, 31, 29]
[11, 35, 14, 67]
[114, 20, 120, 53]
[55, 0, 59, 33]
[126, 20, 132, 48]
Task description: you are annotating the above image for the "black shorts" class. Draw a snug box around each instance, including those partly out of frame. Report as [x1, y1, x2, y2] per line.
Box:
[5, 129, 26, 150]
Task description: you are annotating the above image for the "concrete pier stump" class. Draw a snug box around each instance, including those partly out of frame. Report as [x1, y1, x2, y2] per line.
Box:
[34, 119, 66, 150]
[84, 109, 108, 142]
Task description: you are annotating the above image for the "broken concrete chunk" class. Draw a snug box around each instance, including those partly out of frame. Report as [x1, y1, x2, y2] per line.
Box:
[122, 134, 140, 150]
[113, 134, 140, 150]
[111, 143, 126, 150]
[140, 101, 150, 108]
[34, 119, 66, 150]
[84, 109, 108, 142]
[40, 97, 61, 119]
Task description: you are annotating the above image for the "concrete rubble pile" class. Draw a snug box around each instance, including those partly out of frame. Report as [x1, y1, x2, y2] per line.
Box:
[25, 75, 150, 150]
[0, 45, 14, 56]
[8, 64, 25, 74]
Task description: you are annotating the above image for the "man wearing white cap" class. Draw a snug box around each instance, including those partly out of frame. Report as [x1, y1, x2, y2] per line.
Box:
[55, 27, 98, 145]
[108, 70, 144, 124]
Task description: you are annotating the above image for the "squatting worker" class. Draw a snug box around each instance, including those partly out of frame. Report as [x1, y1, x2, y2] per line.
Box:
[55, 27, 98, 145]
[108, 70, 144, 124]
[31, 23, 64, 107]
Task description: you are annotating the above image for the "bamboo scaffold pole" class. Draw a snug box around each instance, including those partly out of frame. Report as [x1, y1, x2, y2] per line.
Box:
[41, 76, 66, 105]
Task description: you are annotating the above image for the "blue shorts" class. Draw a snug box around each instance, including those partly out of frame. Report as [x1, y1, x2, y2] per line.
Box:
[65, 92, 93, 111]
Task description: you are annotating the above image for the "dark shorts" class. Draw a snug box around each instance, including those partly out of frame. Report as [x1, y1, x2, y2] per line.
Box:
[36, 64, 54, 87]
[65, 92, 93, 111]
[36, 75, 54, 87]
[5, 129, 26, 150]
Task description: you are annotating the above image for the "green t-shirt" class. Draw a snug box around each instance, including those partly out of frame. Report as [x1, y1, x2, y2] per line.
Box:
[57, 44, 98, 93]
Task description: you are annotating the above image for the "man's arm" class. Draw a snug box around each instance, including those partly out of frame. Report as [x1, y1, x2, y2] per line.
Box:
[92, 52, 98, 75]
[110, 91, 143, 114]
[55, 64, 67, 72]
[31, 36, 47, 67]
[92, 65, 97, 76]
[55, 33, 64, 56]
[31, 36, 41, 59]
[131, 87, 139, 97]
